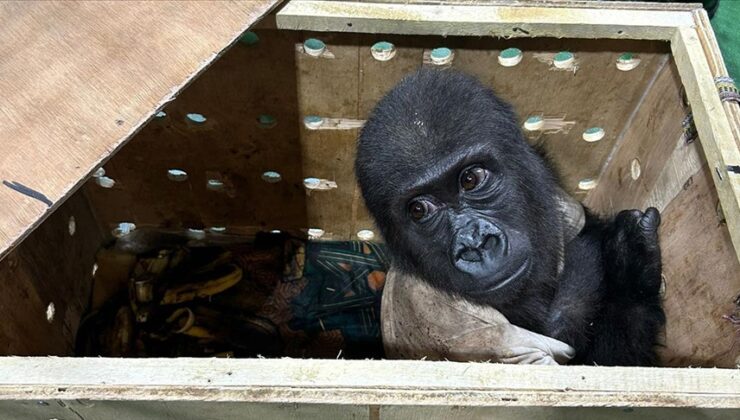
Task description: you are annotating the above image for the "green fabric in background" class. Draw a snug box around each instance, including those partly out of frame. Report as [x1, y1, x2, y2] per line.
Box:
[713, 0, 740, 79]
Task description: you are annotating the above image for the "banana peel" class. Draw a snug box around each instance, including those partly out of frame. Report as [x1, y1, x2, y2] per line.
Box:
[160, 263, 243, 305]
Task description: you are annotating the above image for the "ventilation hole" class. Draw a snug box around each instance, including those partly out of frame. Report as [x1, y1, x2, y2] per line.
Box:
[46, 302, 55, 323]
[617, 30, 624, 35]
[553, 51, 575, 69]
[239, 31, 259, 46]
[357, 229, 375, 241]
[68, 216, 76, 236]
[187, 228, 206, 240]
[308, 228, 325, 239]
[209, 226, 226, 233]
[207, 179, 225, 191]
[93, 167, 106, 178]
[155, 111, 167, 119]
[167, 169, 188, 182]
[630, 158, 642, 180]
[523, 116, 544, 131]
[304, 115, 324, 129]
[262, 171, 282, 183]
[659, 274, 667, 298]
[498, 47, 523, 67]
[36, 401, 49, 406]
[582, 127, 605, 142]
[346, 22, 353, 27]
[371, 41, 396, 61]
[112, 222, 136, 238]
[257, 114, 277, 128]
[303, 177, 322, 189]
[578, 178, 598, 191]
[95, 176, 115, 188]
[715, 166, 724, 181]
[303, 38, 326, 57]
[186, 113, 207, 124]
[616, 53, 641, 71]
[430, 47, 454, 65]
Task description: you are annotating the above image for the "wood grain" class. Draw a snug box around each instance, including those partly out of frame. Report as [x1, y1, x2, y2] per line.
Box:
[276, 0, 695, 40]
[658, 165, 740, 368]
[0, 191, 102, 356]
[584, 60, 686, 213]
[0, 0, 279, 260]
[0, 358, 738, 408]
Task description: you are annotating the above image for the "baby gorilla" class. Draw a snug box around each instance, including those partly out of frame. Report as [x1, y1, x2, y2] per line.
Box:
[356, 69, 665, 366]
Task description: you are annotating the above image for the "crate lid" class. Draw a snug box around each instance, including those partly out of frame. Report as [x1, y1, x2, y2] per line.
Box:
[0, 0, 280, 260]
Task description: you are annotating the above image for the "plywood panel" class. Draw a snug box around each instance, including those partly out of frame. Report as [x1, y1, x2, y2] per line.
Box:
[0, 0, 279, 260]
[86, 29, 308, 235]
[0, 192, 103, 355]
[86, 34, 671, 242]
[584, 61, 687, 213]
[448, 38, 670, 197]
[658, 165, 740, 368]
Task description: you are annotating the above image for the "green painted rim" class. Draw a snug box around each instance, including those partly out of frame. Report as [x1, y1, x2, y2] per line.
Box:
[618, 52, 634, 62]
[500, 48, 522, 59]
[526, 116, 543, 124]
[585, 127, 602, 134]
[372, 41, 394, 52]
[239, 31, 259, 46]
[186, 113, 206, 124]
[258, 114, 276, 126]
[554, 51, 574, 62]
[304, 38, 326, 51]
[430, 47, 452, 59]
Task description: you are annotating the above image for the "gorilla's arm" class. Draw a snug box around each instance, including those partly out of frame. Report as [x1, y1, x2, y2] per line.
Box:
[545, 233, 604, 354]
[547, 208, 665, 365]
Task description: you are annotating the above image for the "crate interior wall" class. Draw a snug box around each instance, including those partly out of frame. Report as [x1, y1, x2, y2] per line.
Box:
[0, 0, 738, 416]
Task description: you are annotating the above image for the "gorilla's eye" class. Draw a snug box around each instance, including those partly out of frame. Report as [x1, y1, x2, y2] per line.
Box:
[460, 166, 487, 191]
[408, 199, 430, 221]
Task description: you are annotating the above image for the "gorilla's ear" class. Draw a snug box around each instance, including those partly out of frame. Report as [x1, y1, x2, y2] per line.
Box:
[556, 186, 585, 244]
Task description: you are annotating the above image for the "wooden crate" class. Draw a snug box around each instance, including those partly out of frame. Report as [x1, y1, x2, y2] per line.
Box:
[0, 0, 738, 417]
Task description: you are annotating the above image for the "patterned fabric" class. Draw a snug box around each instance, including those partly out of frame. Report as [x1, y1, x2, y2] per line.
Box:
[289, 241, 388, 357]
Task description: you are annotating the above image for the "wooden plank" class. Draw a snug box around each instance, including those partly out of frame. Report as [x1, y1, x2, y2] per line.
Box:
[0, 0, 280, 261]
[276, 1, 695, 40]
[672, 26, 740, 262]
[0, 358, 738, 407]
[296, 32, 361, 239]
[0, 191, 103, 356]
[658, 165, 740, 368]
[380, 406, 740, 420]
[0, 400, 367, 420]
[0, 401, 737, 420]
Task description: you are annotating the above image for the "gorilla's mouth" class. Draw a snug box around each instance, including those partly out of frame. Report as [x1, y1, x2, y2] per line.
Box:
[468, 258, 531, 295]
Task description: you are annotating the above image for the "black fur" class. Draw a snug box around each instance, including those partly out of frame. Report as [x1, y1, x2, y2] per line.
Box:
[356, 69, 665, 366]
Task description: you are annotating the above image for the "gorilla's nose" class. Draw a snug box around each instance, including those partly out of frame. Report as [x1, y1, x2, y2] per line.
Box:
[452, 220, 506, 268]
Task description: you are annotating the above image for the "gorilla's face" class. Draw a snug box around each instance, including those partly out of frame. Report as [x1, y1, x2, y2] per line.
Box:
[356, 69, 562, 305]
[402, 159, 534, 296]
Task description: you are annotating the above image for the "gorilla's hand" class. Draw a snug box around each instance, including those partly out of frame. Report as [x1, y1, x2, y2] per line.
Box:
[603, 207, 663, 299]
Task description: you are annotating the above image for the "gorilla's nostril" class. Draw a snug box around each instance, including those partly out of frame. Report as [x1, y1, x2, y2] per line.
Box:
[481, 234, 497, 250]
[459, 248, 482, 262]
